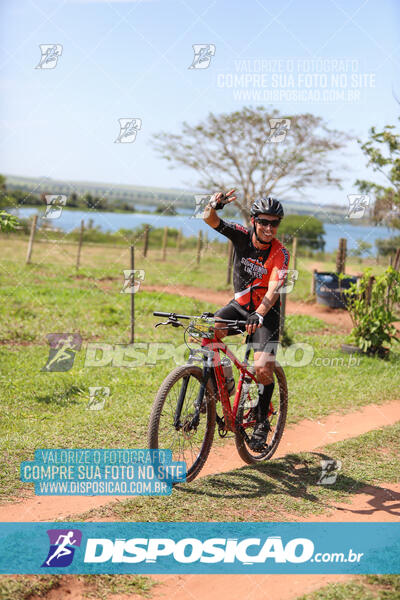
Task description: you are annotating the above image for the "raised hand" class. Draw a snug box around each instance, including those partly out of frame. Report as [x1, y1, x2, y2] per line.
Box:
[209, 188, 237, 210]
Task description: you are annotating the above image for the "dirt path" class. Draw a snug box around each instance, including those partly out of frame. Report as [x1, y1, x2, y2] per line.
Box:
[148, 574, 354, 600]
[36, 481, 399, 600]
[144, 284, 353, 332]
[144, 480, 400, 600]
[8, 400, 400, 600]
[2, 400, 398, 522]
[25, 479, 400, 600]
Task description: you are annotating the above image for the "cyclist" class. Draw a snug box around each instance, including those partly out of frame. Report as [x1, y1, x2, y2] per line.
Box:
[203, 190, 290, 451]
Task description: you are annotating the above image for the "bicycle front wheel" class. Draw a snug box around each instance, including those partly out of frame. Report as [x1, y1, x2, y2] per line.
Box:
[147, 365, 216, 482]
[235, 361, 288, 464]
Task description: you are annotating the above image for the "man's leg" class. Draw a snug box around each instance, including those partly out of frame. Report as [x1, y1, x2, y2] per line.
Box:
[254, 350, 275, 421]
[214, 300, 245, 341]
[248, 347, 276, 450]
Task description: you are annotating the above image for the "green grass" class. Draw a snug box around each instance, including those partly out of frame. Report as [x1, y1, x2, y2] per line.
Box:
[0, 574, 154, 600]
[297, 575, 400, 600]
[75, 422, 400, 523]
[0, 575, 61, 600]
[1, 243, 399, 501]
[0, 236, 388, 304]
[82, 574, 154, 599]
[285, 314, 327, 334]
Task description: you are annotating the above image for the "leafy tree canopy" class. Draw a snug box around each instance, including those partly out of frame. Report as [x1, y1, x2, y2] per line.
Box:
[153, 106, 349, 224]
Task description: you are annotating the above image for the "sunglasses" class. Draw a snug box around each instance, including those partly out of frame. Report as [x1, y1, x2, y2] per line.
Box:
[255, 218, 281, 228]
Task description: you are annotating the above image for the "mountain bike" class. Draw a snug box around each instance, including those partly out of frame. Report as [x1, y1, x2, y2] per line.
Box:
[147, 311, 288, 482]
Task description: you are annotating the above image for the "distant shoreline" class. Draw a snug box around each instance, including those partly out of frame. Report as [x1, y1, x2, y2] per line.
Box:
[7, 203, 373, 225]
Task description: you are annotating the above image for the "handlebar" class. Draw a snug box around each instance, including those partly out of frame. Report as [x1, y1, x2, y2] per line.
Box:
[153, 311, 247, 326]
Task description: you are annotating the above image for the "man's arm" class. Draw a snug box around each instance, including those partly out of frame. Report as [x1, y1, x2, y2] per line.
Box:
[203, 189, 236, 229]
[256, 242, 291, 319]
[256, 269, 282, 318]
[203, 203, 220, 229]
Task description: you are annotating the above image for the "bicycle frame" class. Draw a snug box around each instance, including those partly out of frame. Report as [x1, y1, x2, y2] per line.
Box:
[153, 311, 275, 436]
[198, 334, 263, 433]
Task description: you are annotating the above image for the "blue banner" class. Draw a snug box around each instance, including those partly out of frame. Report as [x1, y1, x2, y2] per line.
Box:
[20, 449, 186, 495]
[0, 523, 398, 574]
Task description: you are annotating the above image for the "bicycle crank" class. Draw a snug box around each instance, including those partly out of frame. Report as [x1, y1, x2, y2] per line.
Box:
[216, 414, 227, 438]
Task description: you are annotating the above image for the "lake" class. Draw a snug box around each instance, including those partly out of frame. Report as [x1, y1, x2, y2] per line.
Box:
[12, 207, 392, 256]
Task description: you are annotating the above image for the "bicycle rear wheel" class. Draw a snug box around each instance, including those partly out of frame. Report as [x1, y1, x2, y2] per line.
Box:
[235, 362, 288, 464]
[147, 365, 216, 482]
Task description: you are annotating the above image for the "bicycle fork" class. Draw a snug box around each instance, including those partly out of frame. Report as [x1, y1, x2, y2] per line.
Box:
[173, 352, 213, 431]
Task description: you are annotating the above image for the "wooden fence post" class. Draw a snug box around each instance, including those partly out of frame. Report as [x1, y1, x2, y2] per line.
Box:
[142, 224, 149, 258]
[386, 248, 400, 309]
[336, 238, 347, 274]
[393, 248, 400, 270]
[130, 245, 135, 344]
[196, 230, 203, 265]
[204, 231, 208, 252]
[162, 226, 168, 261]
[292, 236, 297, 271]
[26, 215, 38, 264]
[365, 275, 375, 306]
[76, 220, 84, 270]
[226, 241, 234, 284]
[311, 268, 317, 297]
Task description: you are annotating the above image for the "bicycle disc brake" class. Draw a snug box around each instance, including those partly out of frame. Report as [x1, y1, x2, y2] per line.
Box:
[181, 414, 197, 439]
[216, 413, 227, 438]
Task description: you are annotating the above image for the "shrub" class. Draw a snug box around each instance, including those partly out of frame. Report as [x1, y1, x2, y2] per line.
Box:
[342, 267, 400, 356]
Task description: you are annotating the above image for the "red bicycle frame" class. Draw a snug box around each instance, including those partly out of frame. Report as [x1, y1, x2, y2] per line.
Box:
[201, 334, 274, 433]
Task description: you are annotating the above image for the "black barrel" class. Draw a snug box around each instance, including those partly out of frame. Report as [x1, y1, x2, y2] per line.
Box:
[315, 272, 358, 309]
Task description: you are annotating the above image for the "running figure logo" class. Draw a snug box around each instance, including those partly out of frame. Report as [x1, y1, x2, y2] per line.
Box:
[193, 195, 212, 219]
[121, 270, 145, 294]
[267, 118, 291, 143]
[42, 333, 82, 372]
[347, 194, 370, 219]
[87, 386, 110, 410]
[44, 195, 67, 219]
[188, 44, 216, 69]
[42, 529, 82, 568]
[317, 459, 342, 485]
[277, 269, 299, 294]
[35, 44, 63, 69]
[115, 118, 142, 143]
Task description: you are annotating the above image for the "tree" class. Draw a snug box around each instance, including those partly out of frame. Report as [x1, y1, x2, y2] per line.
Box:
[356, 117, 400, 228]
[0, 175, 6, 194]
[69, 192, 79, 207]
[0, 175, 20, 231]
[278, 215, 325, 250]
[0, 211, 19, 232]
[349, 239, 372, 260]
[376, 235, 400, 257]
[154, 204, 177, 216]
[153, 106, 349, 224]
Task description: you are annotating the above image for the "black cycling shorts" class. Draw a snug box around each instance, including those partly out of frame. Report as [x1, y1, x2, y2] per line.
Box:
[215, 299, 280, 355]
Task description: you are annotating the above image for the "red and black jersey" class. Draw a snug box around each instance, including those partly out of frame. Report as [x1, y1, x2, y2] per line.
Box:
[214, 219, 290, 311]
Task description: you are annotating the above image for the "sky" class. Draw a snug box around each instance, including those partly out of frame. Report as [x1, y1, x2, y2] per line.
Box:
[1, 0, 399, 206]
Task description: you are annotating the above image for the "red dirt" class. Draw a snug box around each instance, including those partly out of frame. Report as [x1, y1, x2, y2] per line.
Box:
[5, 401, 399, 600]
[1, 400, 398, 523]
[143, 284, 353, 332]
[146, 571, 379, 600]
[143, 481, 400, 600]
[199, 400, 400, 479]
[23, 482, 400, 600]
